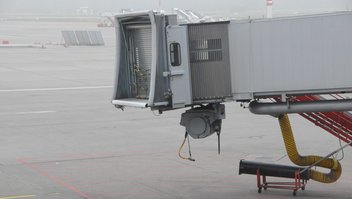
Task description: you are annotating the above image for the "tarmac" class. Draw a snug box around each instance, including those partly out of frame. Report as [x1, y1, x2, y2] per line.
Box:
[0, 19, 351, 199]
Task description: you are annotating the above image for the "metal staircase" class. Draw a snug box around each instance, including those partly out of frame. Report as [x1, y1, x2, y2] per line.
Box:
[291, 95, 352, 145]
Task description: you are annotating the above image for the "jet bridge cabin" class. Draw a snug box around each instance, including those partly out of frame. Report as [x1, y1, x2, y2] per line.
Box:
[112, 11, 352, 111]
[111, 11, 352, 189]
[112, 11, 232, 111]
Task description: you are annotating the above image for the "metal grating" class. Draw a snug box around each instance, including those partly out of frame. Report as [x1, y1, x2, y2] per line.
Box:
[188, 22, 232, 101]
[61, 30, 104, 46]
[190, 38, 222, 62]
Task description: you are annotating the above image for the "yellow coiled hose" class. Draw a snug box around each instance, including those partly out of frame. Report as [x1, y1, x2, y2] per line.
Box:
[278, 114, 342, 183]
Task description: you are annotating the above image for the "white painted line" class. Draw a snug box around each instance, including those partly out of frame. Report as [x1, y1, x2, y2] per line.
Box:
[0, 195, 36, 199]
[0, 43, 45, 48]
[15, 111, 56, 115]
[0, 86, 113, 93]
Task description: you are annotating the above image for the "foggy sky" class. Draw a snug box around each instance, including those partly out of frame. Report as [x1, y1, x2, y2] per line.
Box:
[0, 0, 351, 15]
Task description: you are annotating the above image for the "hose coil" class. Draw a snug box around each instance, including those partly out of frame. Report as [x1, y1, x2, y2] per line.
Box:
[278, 114, 341, 183]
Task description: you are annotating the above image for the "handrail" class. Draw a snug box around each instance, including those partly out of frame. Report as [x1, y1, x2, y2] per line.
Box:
[300, 140, 352, 174]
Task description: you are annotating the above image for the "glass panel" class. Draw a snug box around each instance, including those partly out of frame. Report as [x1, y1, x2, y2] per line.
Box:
[170, 43, 181, 66]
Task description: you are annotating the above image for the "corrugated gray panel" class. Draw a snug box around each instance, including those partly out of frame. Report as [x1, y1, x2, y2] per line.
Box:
[75, 31, 91, 45]
[88, 31, 105, 45]
[188, 23, 232, 101]
[61, 31, 78, 45]
[229, 12, 352, 100]
[129, 26, 152, 99]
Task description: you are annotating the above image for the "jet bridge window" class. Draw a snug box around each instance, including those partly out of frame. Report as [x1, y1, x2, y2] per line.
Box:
[190, 38, 222, 63]
[170, 42, 181, 66]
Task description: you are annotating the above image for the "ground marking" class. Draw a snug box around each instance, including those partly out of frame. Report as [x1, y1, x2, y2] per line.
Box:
[0, 195, 36, 199]
[0, 86, 112, 93]
[15, 111, 56, 115]
[18, 159, 94, 199]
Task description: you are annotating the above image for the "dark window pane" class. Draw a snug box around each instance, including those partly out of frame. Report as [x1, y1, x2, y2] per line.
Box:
[170, 43, 181, 66]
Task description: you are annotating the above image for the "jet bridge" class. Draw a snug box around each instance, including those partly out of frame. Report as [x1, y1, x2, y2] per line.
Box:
[113, 11, 352, 108]
[112, 11, 352, 189]
[112, 11, 352, 138]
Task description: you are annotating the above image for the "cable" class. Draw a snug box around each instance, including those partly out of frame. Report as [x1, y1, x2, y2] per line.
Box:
[178, 132, 188, 160]
[187, 134, 191, 157]
[178, 132, 195, 161]
[335, 139, 345, 161]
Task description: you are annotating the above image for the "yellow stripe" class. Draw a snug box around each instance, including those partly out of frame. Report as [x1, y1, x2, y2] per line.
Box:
[0, 195, 36, 199]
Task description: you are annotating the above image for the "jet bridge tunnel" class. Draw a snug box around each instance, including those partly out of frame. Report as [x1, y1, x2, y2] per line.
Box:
[112, 11, 352, 185]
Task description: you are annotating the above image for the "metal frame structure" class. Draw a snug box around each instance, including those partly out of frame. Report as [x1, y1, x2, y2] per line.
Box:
[111, 11, 352, 193]
[256, 170, 307, 196]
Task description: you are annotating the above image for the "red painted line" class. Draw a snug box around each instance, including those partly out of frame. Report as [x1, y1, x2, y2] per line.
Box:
[17, 158, 94, 199]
